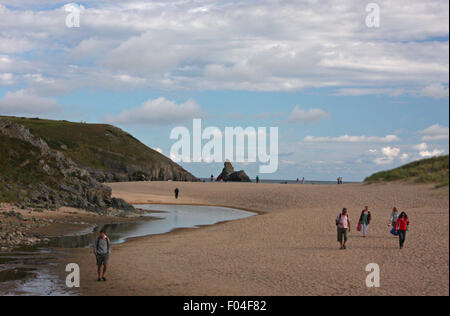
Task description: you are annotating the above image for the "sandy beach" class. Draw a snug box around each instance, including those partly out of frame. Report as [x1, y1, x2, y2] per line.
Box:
[60, 182, 449, 296]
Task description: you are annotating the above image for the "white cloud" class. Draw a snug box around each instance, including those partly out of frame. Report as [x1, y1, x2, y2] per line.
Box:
[373, 146, 401, 165]
[155, 147, 163, 154]
[400, 153, 409, 162]
[288, 106, 329, 124]
[113, 74, 146, 86]
[304, 134, 399, 143]
[0, 89, 60, 115]
[333, 88, 405, 97]
[69, 38, 117, 61]
[419, 149, 445, 158]
[0, 36, 35, 54]
[0, 55, 13, 71]
[419, 83, 449, 99]
[381, 147, 401, 159]
[0, 73, 14, 85]
[0, 1, 448, 94]
[421, 124, 449, 142]
[413, 143, 428, 151]
[105, 97, 203, 125]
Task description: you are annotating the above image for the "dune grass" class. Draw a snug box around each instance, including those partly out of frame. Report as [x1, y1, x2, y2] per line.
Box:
[364, 155, 449, 188]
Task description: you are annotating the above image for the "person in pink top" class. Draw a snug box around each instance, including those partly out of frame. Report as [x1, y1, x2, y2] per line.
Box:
[336, 208, 351, 250]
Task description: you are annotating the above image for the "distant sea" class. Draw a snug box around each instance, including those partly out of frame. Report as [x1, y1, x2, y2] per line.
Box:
[199, 178, 360, 185]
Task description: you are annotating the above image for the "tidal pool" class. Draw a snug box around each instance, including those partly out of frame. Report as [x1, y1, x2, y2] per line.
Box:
[0, 204, 256, 295]
[103, 204, 256, 244]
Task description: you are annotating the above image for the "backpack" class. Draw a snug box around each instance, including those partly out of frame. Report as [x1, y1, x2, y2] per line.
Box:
[95, 236, 110, 253]
[336, 214, 341, 226]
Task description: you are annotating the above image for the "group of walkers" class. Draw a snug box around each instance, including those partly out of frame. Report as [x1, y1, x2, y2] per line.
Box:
[337, 177, 343, 184]
[92, 189, 411, 282]
[336, 206, 410, 250]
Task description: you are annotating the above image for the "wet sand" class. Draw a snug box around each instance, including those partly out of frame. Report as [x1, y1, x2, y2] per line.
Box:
[0, 205, 148, 249]
[0, 205, 151, 295]
[61, 182, 449, 296]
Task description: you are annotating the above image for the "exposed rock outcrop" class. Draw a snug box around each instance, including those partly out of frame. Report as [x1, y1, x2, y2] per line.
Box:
[218, 161, 251, 182]
[88, 163, 196, 183]
[0, 118, 133, 213]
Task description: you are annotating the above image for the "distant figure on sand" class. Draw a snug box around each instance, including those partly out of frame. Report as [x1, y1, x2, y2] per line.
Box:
[174, 188, 179, 199]
[256, 176, 259, 183]
[359, 206, 372, 237]
[336, 208, 351, 250]
[302, 177, 305, 184]
[296, 178, 299, 184]
[390, 207, 399, 227]
[395, 212, 410, 249]
[93, 229, 110, 282]
[210, 174, 214, 182]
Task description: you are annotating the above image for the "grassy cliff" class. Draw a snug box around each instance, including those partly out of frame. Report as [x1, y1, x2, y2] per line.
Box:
[364, 155, 449, 188]
[0, 118, 135, 211]
[0, 134, 63, 202]
[0, 116, 197, 182]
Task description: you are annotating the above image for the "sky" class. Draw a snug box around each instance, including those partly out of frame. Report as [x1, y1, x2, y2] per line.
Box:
[0, 0, 448, 181]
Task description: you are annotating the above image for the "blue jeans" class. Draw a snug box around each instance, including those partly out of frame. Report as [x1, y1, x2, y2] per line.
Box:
[363, 224, 368, 234]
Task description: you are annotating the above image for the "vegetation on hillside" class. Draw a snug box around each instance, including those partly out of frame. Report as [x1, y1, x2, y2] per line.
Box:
[0, 116, 196, 181]
[364, 155, 449, 188]
[0, 134, 67, 202]
[1, 116, 163, 170]
[1, 118, 134, 211]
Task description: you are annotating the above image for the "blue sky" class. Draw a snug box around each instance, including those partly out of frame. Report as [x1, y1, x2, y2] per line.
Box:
[0, 0, 449, 181]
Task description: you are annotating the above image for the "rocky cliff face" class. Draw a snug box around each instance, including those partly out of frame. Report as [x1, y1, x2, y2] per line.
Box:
[0, 119, 133, 213]
[1, 116, 197, 184]
[88, 161, 197, 183]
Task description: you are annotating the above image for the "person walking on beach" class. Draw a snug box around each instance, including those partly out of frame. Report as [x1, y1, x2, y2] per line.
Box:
[210, 174, 214, 182]
[359, 206, 372, 237]
[336, 208, 351, 249]
[302, 177, 305, 184]
[389, 207, 399, 226]
[93, 229, 111, 282]
[395, 212, 410, 249]
[256, 176, 259, 184]
[174, 188, 179, 199]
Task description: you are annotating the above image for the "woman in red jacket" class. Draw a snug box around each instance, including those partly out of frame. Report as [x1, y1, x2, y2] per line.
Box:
[395, 212, 410, 249]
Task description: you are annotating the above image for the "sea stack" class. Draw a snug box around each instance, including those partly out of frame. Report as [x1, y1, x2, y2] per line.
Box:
[218, 161, 251, 182]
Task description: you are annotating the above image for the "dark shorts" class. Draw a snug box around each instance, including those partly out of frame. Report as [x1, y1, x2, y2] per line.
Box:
[96, 254, 109, 266]
[337, 227, 348, 243]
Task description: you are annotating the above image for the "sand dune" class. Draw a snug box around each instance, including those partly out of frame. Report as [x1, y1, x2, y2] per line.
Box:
[61, 182, 449, 296]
